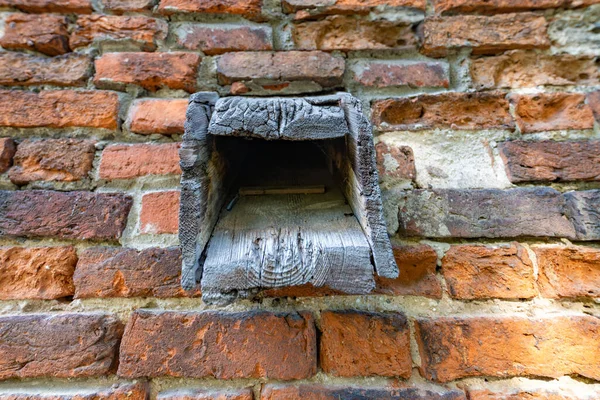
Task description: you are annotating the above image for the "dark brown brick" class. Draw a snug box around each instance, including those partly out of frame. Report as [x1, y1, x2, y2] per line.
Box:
[511, 93, 595, 132]
[159, 389, 253, 400]
[320, 310, 411, 378]
[99, 143, 180, 180]
[0, 14, 70, 56]
[0, 313, 122, 379]
[535, 246, 600, 298]
[421, 13, 549, 57]
[0, 138, 16, 174]
[158, 0, 263, 20]
[589, 91, 600, 123]
[499, 140, 600, 183]
[118, 310, 317, 380]
[0, 90, 119, 130]
[100, 0, 155, 13]
[74, 247, 197, 298]
[282, 0, 427, 15]
[0, 190, 132, 240]
[415, 315, 600, 382]
[0, 382, 148, 400]
[566, 190, 600, 240]
[174, 24, 272, 55]
[371, 93, 513, 131]
[261, 384, 466, 400]
[375, 244, 442, 298]
[94, 52, 201, 92]
[0, 246, 76, 300]
[397, 188, 576, 238]
[70, 15, 168, 51]
[0, 0, 92, 13]
[354, 61, 449, 88]
[127, 98, 187, 135]
[442, 243, 536, 299]
[9, 138, 96, 185]
[0, 53, 92, 87]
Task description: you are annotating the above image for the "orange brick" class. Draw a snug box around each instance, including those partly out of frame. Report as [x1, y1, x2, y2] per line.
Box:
[140, 191, 180, 234]
[0, 0, 92, 13]
[127, 98, 187, 135]
[0, 14, 69, 56]
[99, 143, 181, 180]
[158, 0, 263, 20]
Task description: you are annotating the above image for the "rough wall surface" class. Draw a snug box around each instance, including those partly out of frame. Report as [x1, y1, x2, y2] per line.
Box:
[0, 0, 599, 399]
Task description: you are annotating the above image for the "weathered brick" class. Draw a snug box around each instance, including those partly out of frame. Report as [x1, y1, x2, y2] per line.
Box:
[94, 52, 201, 92]
[0, 53, 91, 87]
[99, 143, 180, 180]
[261, 384, 466, 400]
[549, 6, 600, 55]
[415, 315, 600, 382]
[217, 51, 344, 88]
[354, 61, 449, 88]
[9, 139, 96, 185]
[535, 246, 600, 298]
[0, 90, 119, 130]
[471, 51, 600, 89]
[566, 190, 600, 240]
[375, 244, 442, 298]
[320, 310, 411, 378]
[0, 246, 76, 300]
[442, 244, 536, 300]
[0, 138, 16, 173]
[174, 24, 272, 55]
[371, 93, 513, 131]
[511, 93, 595, 133]
[74, 247, 197, 298]
[282, 0, 427, 15]
[0, 14, 70, 56]
[127, 98, 187, 135]
[140, 191, 179, 234]
[293, 16, 416, 51]
[100, 0, 155, 13]
[0, 190, 132, 240]
[0, 0, 91, 13]
[159, 389, 253, 400]
[589, 91, 600, 123]
[467, 387, 599, 400]
[397, 188, 576, 238]
[375, 142, 416, 182]
[499, 140, 600, 183]
[158, 0, 263, 20]
[118, 310, 317, 380]
[0, 382, 148, 400]
[0, 313, 122, 379]
[70, 15, 168, 51]
[432, 0, 565, 14]
[421, 13, 549, 57]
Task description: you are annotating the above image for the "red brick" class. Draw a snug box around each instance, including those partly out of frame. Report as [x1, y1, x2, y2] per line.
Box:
[320, 310, 411, 378]
[0, 138, 16, 173]
[442, 243, 536, 300]
[471, 51, 600, 89]
[0, 53, 92, 87]
[217, 51, 344, 88]
[0, 313, 122, 379]
[0, 90, 119, 130]
[293, 16, 416, 51]
[74, 247, 197, 298]
[158, 0, 263, 20]
[535, 246, 600, 298]
[0, 190, 132, 240]
[467, 387, 598, 400]
[118, 310, 317, 379]
[141, 191, 179, 234]
[159, 389, 253, 400]
[415, 315, 600, 382]
[99, 143, 180, 180]
[511, 93, 595, 133]
[588, 91, 600, 123]
[70, 15, 168, 51]
[432, 0, 565, 14]
[94, 52, 201, 92]
[261, 384, 466, 400]
[0, 0, 91, 13]
[175, 24, 272, 55]
[372, 93, 513, 131]
[127, 98, 187, 135]
[282, 0, 426, 15]
[0, 14, 69, 56]
[354, 61, 449, 88]
[0, 382, 148, 400]
[0, 246, 76, 300]
[9, 139, 96, 185]
[375, 142, 416, 181]
[421, 13, 549, 57]
[375, 244, 442, 298]
[100, 0, 155, 12]
[499, 140, 600, 183]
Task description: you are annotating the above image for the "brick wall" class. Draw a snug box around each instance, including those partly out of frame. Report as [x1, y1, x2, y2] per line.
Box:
[0, 0, 599, 399]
